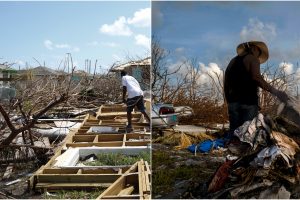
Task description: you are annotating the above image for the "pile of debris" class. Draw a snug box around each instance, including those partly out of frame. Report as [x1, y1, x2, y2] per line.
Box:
[207, 98, 300, 198]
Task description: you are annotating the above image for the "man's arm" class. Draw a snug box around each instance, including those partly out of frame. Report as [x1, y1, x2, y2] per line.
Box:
[122, 86, 127, 103]
[247, 56, 289, 102]
[248, 57, 274, 92]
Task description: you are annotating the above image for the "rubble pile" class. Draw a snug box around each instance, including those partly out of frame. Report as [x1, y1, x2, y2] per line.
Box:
[208, 99, 300, 199]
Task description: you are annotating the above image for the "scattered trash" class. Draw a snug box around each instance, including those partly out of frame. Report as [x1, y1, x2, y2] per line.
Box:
[45, 191, 58, 197]
[234, 113, 270, 150]
[208, 160, 235, 193]
[207, 111, 300, 198]
[5, 179, 21, 186]
[2, 163, 14, 180]
[251, 145, 294, 168]
[258, 185, 291, 199]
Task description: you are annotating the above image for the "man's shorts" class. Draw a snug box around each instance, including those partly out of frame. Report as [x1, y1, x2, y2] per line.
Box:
[126, 95, 145, 113]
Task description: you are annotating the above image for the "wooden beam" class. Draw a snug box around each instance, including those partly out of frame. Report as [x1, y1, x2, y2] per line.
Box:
[42, 168, 79, 174]
[125, 141, 150, 146]
[98, 134, 124, 142]
[37, 174, 120, 183]
[100, 195, 140, 199]
[35, 183, 111, 190]
[66, 141, 123, 148]
[118, 186, 134, 196]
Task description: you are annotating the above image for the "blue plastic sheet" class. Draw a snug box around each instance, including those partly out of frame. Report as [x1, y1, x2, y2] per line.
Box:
[187, 138, 227, 153]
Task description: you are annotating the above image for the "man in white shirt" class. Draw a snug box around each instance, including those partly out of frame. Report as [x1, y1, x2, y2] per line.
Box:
[121, 71, 150, 131]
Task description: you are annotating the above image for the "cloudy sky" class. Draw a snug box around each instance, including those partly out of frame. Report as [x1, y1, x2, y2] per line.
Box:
[153, 1, 300, 79]
[0, 1, 150, 73]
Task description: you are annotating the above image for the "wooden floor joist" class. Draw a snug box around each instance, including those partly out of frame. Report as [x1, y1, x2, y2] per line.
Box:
[97, 160, 151, 200]
[29, 104, 151, 199]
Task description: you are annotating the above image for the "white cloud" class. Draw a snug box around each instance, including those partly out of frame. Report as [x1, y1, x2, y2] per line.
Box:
[55, 44, 71, 49]
[198, 62, 223, 85]
[127, 8, 151, 27]
[135, 34, 150, 49]
[15, 60, 25, 66]
[87, 41, 99, 46]
[44, 39, 79, 52]
[73, 47, 80, 52]
[102, 42, 118, 47]
[240, 18, 277, 42]
[100, 16, 132, 36]
[44, 40, 53, 50]
[175, 47, 185, 54]
[279, 62, 294, 75]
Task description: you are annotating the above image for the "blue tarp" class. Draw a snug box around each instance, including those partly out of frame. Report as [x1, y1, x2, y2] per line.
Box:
[187, 138, 227, 153]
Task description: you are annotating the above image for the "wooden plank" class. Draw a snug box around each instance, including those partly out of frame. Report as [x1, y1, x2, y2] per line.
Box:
[118, 169, 123, 174]
[117, 186, 134, 196]
[101, 195, 140, 199]
[37, 174, 120, 183]
[145, 161, 151, 175]
[126, 133, 150, 140]
[125, 141, 150, 146]
[122, 134, 126, 147]
[98, 134, 124, 142]
[36, 183, 111, 190]
[42, 169, 79, 174]
[98, 113, 141, 120]
[137, 162, 143, 197]
[145, 172, 150, 192]
[98, 176, 125, 197]
[73, 135, 96, 142]
[42, 167, 128, 174]
[141, 163, 147, 193]
[82, 168, 121, 174]
[101, 107, 127, 113]
[97, 162, 139, 199]
[93, 135, 99, 143]
[66, 141, 123, 148]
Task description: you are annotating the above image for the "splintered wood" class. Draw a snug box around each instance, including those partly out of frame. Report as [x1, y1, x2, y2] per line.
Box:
[29, 104, 151, 199]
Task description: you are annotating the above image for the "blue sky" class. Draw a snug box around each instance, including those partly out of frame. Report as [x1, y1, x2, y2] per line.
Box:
[0, 1, 150, 73]
[153, 1, 300, 76]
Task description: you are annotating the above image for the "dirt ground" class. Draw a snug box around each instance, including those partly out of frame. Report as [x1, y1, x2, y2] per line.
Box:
[152, 140, 227, 199]
[0, 161, 44, 199]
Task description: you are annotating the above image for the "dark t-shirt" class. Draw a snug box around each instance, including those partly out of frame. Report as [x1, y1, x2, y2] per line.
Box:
[224, 54, 272, 105]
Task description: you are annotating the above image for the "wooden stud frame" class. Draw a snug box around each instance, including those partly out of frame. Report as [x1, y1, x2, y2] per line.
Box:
[29, 104, 151, 199]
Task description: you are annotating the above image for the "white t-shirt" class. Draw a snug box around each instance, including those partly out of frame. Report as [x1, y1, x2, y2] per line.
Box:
[122, 75, 143, 99]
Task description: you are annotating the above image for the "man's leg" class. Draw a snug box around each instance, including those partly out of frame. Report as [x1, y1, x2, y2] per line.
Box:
[228, 102, 240, 134]
[126, 97, 135, 131]
[136, 96, 150, 123]
[240, 104, 259, 124]
[141, 111, 150, 123]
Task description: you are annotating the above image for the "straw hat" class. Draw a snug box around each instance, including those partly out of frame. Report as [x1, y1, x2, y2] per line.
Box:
[236, 41, 269, 64]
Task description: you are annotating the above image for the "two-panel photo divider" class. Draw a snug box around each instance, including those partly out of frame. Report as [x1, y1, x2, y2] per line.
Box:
[0, 1, 300, 199]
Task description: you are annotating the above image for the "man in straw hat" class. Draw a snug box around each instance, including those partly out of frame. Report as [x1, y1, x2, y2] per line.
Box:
[224, 41, 289, 135]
